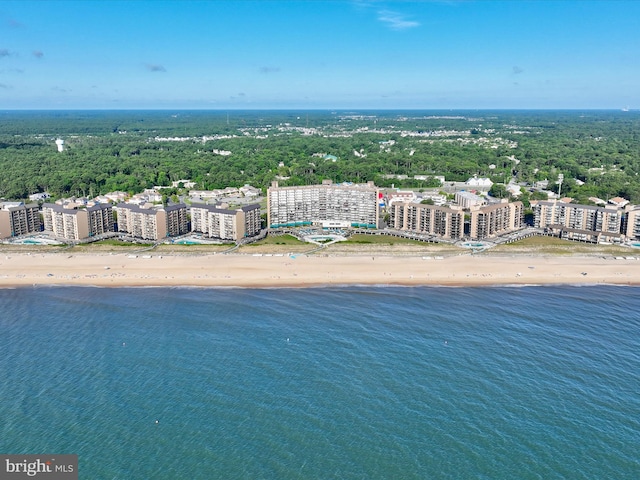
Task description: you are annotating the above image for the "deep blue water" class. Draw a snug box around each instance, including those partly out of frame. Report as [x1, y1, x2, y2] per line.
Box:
[0, 286, 639, 479]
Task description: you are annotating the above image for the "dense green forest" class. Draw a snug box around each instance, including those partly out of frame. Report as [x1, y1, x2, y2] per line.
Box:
[1, 110, 639, 203]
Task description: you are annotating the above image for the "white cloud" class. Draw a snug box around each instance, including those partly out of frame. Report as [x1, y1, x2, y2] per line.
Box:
[377, 10, 420, 30]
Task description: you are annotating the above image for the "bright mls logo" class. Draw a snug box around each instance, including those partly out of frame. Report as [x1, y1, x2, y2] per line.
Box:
[0, 455, 77, 480]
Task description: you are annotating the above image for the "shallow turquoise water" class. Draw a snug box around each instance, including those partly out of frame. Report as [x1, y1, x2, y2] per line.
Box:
[1, 286, 638, 478]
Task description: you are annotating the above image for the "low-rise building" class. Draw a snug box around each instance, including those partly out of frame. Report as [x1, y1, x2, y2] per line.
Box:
[128, 189, 162, 205]
[465, 176, 493, 190]
[239, 184, 261, 198]
[28, 192, 50, 202]
[506, 184, 522, 197]
[171, 179, 196, 189]
[104, 191, 129, 203]
[387, 191, 417, 207]
[418, 194, 447, 206]
[608, 196, 630, 208]
[0, 202, 41, 238]
[455, 191, 485, 209]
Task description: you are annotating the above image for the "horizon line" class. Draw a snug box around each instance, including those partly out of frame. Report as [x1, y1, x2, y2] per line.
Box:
[0, 107, 636, 112]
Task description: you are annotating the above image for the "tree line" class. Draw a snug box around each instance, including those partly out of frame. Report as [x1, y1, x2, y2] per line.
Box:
[1, 110, 639, 204]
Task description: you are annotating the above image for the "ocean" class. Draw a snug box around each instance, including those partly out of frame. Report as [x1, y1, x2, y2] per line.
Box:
[0, 286, 638, 479]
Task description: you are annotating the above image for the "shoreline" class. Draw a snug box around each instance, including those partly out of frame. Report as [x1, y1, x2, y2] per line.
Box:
[1, 251, 639, 289]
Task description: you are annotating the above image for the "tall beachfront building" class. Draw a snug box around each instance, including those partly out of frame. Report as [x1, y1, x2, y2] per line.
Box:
[115, 204, 188, 240]
[0, 202, 41, 238]
[190, 204, 261, 241]
[42, 203, 114, 240]
[533, 200, 623, 242]
[267, 180, 379, 229]
[624, 204, 640, 240]
[469, 201, 524, 240]
[389, 203, 465, 240]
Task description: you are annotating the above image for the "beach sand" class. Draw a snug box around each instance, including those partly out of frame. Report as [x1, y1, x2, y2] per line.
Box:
[0, 251, 638, 288]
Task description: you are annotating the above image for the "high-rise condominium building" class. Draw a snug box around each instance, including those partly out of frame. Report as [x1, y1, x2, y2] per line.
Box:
[42, 203, 114, 240]
[389, 203, 465, 240]
[0, 202, 41, 238]
[115, 204, 188, 240]
[469, 201, 524, 240]
[533, 200, 623, 242]
[267, 180, 379, 229]
[191, 204, 261, 241]
[625, 205, 640, 241]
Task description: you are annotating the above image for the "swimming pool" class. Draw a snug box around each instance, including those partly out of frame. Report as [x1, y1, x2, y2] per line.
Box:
[11, 238, 63, 245]
[461, 242, 487, 249]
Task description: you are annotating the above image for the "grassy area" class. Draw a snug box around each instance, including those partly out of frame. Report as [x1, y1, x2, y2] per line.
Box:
[236, 234, 312, 254]
[0, 244, 65, 253]
[4, 231, 636, 257]
[490, 235, 634, 256]
[154, 244, 231, 254]
[247, 234, 305, 246]
[343, 234, 431, 245]
[91, 239, 152, 247]
[326, 234, 461, 255]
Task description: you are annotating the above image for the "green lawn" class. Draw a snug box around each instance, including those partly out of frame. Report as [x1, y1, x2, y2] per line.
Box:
[343, 234, 430, 245]
[90, 239, 153, 247]
[248, 234, 305, 246]
[491, 235, 632, 255]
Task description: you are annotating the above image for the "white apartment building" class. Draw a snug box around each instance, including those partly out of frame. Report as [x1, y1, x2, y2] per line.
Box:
[267, 180, 379, 229]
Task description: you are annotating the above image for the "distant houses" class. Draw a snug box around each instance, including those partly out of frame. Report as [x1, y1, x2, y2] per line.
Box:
[28, 192, 50, 202]
[465, 176, 493, 190]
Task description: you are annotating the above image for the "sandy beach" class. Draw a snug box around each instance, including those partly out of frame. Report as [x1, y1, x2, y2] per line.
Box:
[0, 251, 638, 288]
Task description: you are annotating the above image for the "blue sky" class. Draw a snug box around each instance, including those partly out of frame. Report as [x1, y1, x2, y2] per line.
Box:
[0, 0, 638, 109]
